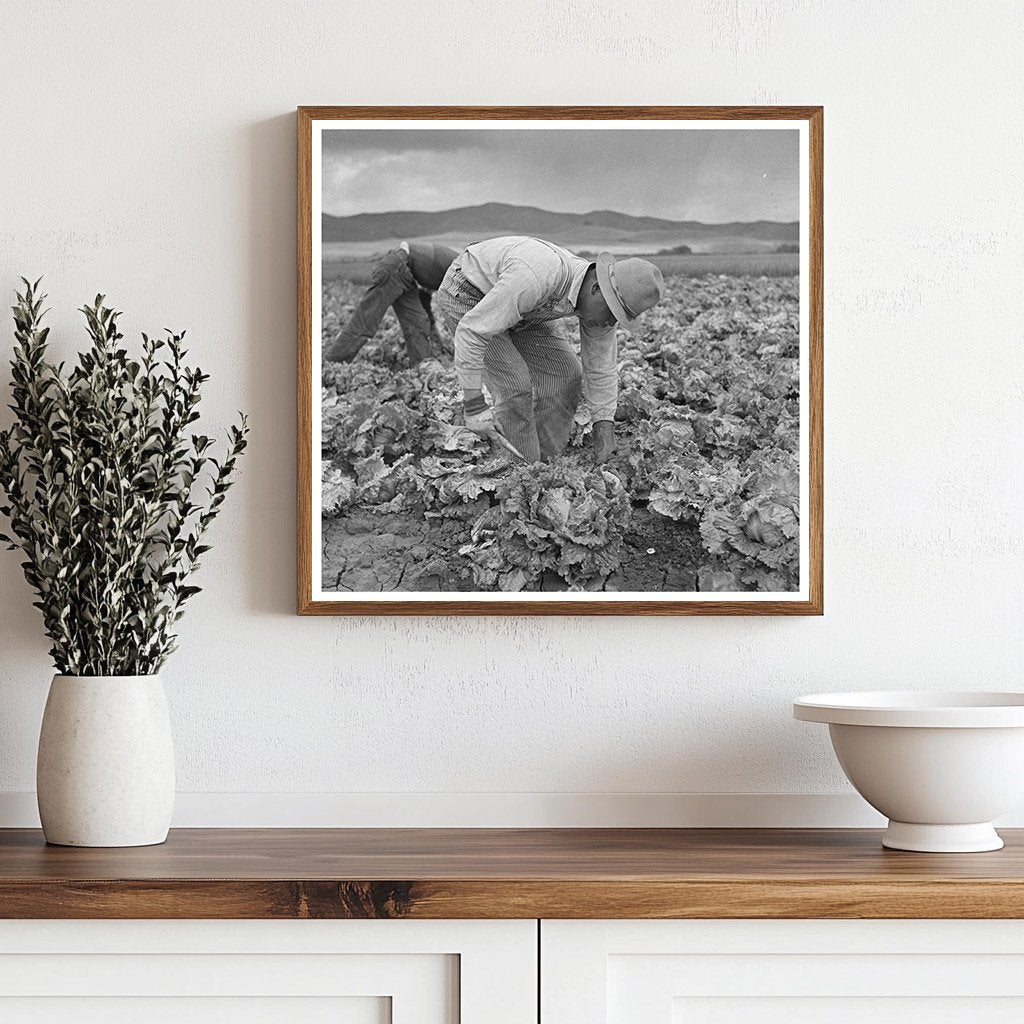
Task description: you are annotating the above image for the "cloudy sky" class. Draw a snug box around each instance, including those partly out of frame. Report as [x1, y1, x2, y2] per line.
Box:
[321, 127, 799, 223]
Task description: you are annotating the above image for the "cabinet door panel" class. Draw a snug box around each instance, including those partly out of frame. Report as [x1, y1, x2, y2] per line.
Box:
[0, 996, 389, 1024]
[674, 997, 1024, 1024]
[543, 920, 1024, 1024]
[0, 919, 536, 1024]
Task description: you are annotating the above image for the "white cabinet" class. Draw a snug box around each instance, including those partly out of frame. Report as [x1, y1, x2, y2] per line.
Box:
[8, 916, 1024, 1021]
[0, 920, 536, 1024]
[542, 920, 1024, 1023]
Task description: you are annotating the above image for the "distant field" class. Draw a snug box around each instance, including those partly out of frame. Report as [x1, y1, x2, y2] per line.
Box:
[650, 252, 799, 277]
[321, 250, 799, 283]
[322, 230, 790, 259]
[322, 257, 378, 284]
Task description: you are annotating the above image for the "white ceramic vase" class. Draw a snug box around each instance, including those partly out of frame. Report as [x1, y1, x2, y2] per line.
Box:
[36, 675, 175, 847]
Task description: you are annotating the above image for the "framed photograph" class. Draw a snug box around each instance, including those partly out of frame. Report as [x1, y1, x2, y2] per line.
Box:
[298, 106, 822, 615]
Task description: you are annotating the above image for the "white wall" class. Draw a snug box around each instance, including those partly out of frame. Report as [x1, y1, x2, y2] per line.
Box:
[0, 0, 1021, 826]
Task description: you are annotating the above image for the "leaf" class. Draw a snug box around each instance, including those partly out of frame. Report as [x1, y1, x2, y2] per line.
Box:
[323, 464, 357, 513]
[353, 452, 389, 488]
[459, 457, 633, 591]
[0, 283, 247, 674]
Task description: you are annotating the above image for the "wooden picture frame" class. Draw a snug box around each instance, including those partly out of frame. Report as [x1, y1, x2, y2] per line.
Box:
[298, 106, 822, 615]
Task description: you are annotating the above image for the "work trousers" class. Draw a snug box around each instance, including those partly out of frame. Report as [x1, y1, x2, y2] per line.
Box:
[325, 249, 440, 365]
[437, 266, 583, 464]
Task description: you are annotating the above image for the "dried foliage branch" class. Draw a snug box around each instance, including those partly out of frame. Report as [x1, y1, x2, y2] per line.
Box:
[0, 279, 248, 675]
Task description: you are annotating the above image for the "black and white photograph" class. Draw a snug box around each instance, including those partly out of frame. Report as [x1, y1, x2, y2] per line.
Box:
[301, 109, 822, 613]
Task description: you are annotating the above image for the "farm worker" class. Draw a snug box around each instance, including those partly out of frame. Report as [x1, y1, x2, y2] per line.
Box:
[325, 241, 458, 365]
[437, 236, 664, 464]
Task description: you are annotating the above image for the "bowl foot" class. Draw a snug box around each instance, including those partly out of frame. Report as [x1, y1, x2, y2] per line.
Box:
[882, 821, 1004, 853]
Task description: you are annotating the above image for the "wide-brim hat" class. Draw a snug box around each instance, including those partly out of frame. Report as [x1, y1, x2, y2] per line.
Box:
[595, 252, 665, 332]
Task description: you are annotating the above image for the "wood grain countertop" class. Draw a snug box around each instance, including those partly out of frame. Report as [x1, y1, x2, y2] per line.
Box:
[1, 827, 1023, 919]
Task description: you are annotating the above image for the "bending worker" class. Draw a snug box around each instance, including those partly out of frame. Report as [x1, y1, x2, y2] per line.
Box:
[436, 236, 664, 464]
[326, 241, 458, 365]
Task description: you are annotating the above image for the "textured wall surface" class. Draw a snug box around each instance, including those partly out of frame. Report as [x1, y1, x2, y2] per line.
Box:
[0, 1, 1022, 819]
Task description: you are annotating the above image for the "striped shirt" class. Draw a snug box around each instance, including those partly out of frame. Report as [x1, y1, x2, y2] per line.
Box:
[450, 236, 618, 421]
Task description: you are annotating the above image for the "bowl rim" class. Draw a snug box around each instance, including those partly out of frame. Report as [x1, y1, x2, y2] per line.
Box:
[793, 690, 1024, 728]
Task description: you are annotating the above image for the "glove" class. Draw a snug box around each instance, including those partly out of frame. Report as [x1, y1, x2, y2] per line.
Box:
[463, 395, 499, 439]
[592, 419, 616, 464]
[465, 407, 498, 438]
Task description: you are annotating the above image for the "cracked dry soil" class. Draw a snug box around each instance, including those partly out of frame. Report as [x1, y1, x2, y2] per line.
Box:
[321, 506, 701, 594]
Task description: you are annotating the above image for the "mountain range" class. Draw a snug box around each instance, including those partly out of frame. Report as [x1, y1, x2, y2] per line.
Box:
[321, 202, 798, 254]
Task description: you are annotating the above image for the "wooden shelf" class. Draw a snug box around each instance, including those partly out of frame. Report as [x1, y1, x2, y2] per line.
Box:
[1, 828, 1023, 919]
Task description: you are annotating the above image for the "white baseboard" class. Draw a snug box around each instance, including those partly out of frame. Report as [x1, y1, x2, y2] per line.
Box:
[3, 791, 1020, 829]
[0, 791, 882, 828]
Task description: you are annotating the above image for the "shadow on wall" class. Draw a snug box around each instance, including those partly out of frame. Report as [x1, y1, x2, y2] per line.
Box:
[244, 113, 298, 617]
[0, 569, 49, 667]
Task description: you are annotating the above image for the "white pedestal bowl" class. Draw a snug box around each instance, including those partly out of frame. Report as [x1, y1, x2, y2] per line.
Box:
[793, 691, 1024, 852]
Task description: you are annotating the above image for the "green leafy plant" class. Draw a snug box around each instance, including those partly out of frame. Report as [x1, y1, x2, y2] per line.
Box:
[0, 279, 248, 675]
[319, 271, 801, 594]
[459, 459, 633, 591]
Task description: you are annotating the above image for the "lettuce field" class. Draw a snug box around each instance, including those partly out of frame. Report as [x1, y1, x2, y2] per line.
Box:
[320, 271, 801, 594]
